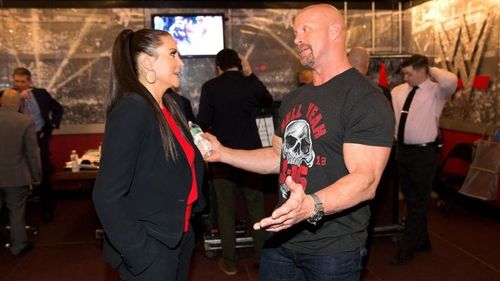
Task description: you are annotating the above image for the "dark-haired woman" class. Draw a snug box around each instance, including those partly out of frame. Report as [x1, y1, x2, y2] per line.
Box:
[92, 29, 205, 281]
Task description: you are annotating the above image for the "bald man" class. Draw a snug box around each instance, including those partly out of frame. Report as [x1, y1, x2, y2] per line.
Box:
[348, 46, 392, 103]
[204, 4, 394, 280]
[0, 89, 41, 256]
[348, 46, 370, 75]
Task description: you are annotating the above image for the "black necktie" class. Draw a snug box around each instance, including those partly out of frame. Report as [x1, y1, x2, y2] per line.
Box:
[397, 86, 418, 144]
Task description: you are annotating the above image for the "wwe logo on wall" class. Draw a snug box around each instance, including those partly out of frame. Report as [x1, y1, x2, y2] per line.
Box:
[435, 11, 495, 97]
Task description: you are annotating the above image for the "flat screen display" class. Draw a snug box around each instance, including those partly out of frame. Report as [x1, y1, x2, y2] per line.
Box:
[152, 14, 225, 57]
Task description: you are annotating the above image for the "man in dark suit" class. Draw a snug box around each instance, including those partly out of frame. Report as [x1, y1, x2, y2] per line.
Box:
[197, 48, 273, 275]
[0, 89, 41, 255]
[9, 67, 63, 222]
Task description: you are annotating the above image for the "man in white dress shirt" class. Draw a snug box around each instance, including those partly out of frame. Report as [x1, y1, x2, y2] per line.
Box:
[390, 54, 457, 265]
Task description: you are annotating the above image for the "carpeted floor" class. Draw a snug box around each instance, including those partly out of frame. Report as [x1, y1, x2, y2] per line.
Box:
[0, 190, 499, 281]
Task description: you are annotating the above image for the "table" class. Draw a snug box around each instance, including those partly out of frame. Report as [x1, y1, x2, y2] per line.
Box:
[53, 170, 98, 181]
[52, 169, 103, 239]
[52, 170, 98, 191]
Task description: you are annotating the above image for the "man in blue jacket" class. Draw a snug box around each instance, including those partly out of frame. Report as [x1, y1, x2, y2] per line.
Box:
[8, 67, 63, 222]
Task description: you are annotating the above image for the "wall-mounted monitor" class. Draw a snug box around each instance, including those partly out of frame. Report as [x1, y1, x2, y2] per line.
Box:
[152, 14, 225, 57]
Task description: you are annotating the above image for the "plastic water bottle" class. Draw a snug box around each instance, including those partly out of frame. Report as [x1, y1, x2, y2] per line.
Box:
[188, 121, 214, 159]
[70, 150, 80, 172]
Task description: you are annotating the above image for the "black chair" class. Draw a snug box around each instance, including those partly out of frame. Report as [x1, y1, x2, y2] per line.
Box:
[434, 142, 476, 212]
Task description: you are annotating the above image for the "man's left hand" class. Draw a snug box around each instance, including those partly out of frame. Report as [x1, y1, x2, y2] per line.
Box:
[253, 176, 314, 232]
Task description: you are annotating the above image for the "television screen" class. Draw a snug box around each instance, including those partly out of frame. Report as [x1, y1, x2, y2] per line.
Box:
[152, 14, 225, 57]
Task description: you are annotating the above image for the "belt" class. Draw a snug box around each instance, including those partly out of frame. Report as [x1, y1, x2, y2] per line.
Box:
[398, 141, 438, 148]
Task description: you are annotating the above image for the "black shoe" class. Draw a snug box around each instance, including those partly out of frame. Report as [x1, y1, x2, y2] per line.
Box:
[390, 250, 413, 265]
[12, 242, 34, 256]
[218, 258, 238, 275]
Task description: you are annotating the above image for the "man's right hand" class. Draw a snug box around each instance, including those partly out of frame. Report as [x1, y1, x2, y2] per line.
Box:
[19, 88, 32, 99]
[202, 132, 224, 162]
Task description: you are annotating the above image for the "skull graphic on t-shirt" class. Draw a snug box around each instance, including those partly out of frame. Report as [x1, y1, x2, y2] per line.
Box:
[283, 119, 316, 167]
[280, 119, 316, 200]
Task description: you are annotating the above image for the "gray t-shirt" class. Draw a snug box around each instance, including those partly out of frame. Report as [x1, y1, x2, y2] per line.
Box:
[272, 68, 394, 255]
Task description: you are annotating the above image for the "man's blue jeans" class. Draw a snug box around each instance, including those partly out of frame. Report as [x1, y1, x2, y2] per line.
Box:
[259, 245, 366, 281]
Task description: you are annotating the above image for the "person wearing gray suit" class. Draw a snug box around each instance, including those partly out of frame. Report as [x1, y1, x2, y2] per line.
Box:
[0, 89, 41, 256]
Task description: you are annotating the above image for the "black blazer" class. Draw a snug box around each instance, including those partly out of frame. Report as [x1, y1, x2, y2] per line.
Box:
[92, 93, 205, 275]
[197, 71, 273, 150]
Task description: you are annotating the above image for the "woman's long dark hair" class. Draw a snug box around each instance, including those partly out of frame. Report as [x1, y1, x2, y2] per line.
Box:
[106, 29, 189, 161]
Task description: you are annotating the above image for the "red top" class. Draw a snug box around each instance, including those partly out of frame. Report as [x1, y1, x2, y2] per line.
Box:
[161, 107, 198, 232]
